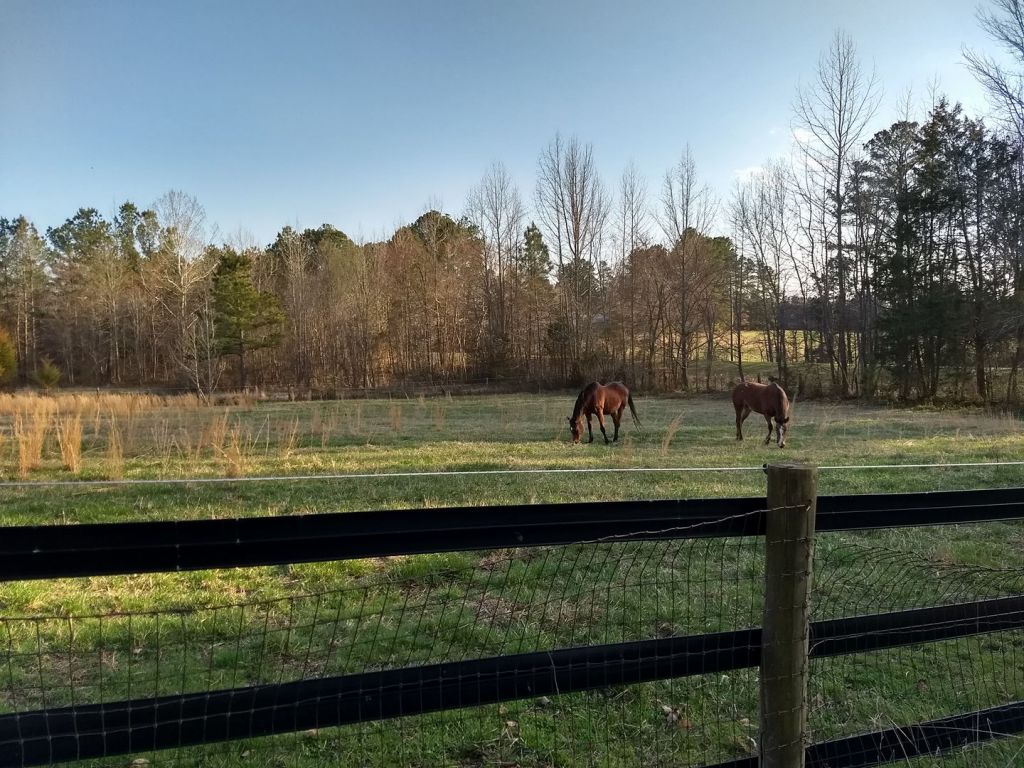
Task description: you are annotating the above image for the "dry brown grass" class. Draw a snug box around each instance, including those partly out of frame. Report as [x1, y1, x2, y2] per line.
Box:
[218, 420, 262, 477]
[55, 414, 83, 474]
[349, 402, 364, 437]
[0, 391, 206, 420]
[201, 413, 230, 456]
[279, 417, 300, 458]
[211, 391, 258, 408]
[433, 404, 447, 432]
[14, 411, 49, 478]
[222, 425, 246, 478]
[389, 403, 403, 432]
[660, 413, 684, 456]
[106, 420, 124, 479]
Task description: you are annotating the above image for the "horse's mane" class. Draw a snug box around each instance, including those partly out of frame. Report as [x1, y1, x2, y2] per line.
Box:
[571, 382, 600, 420]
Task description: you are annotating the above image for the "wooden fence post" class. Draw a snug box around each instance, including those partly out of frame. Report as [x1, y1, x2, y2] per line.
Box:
[760, 462, 817, 768]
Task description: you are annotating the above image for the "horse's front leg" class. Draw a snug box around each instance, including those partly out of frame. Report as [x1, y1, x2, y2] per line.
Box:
[764, 415, 773, 445]
[586, 414, 594, 443]
[736, 405, 750, 440]
[597, 411, 609, 444]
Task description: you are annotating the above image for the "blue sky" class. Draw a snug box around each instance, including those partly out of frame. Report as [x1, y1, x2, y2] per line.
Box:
[0, 0, 995, 245]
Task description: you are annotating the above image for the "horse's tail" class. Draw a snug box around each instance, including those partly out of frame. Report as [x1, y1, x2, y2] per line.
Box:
[627, 392, 642, 430]
[774, 382, 791, 423]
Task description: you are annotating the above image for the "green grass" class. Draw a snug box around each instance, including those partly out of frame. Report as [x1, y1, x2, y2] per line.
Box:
[1, 393, 1023, 766]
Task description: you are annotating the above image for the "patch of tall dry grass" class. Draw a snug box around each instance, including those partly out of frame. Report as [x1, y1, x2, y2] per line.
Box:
[660, 413, 684, 456]
[201, 413, 230, 456]
[279, 417, 300, 458]
[55, 414, 83, 474]
[217, 420, 261, 477]
[318, 409, 338, 449]
[14, 411, 48, 478]
[0, 391, 208, 421]
[351, 402, 364, 436]
[222, 425, 246, 478]
[106, 419, 124, 479]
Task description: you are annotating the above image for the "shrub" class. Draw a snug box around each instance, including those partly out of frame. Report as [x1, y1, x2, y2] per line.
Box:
[32, 358, 61, 390]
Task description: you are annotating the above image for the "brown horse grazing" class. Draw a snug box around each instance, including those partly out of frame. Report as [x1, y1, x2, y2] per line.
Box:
[568, 382, 641, 444]
[732, 379, 791, 447]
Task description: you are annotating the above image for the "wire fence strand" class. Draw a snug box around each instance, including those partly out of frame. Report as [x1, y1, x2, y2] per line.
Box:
[0, 459, 1020, 488]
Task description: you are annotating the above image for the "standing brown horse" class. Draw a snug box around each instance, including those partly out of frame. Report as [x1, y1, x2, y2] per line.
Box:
[732, 379, 791, 447]
[568, 382, 641, 444]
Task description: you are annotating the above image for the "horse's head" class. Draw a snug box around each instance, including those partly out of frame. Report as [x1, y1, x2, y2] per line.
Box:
[567, 416, 582, 444]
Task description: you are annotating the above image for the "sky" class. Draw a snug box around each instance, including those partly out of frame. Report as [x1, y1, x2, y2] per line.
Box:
[0, 0, 998, 246]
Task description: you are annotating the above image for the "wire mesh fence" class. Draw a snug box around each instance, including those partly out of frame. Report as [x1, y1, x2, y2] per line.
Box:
[807, 528, 1024, 766]
[1, 527, 768, 767]
[1, 493, 1023, 767]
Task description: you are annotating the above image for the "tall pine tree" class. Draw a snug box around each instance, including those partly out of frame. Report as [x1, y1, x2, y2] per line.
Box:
[210, 247, 284, 389]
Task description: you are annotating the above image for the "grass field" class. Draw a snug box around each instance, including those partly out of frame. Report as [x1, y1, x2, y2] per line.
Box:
[1, 392, 1023, 767]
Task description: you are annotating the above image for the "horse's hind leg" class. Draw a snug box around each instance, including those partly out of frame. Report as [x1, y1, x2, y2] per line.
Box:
[764, 415, 773, 445]
[612, 408, 623, 441]
[735, 405, 750, 440]
[596, 411, 610, 444]
[586, 414, 594, 443]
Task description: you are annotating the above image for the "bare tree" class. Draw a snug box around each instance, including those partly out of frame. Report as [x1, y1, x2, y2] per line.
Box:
[151, 190, 219, 395]
[535, 134, 610, 372]
[966, 0, 1024, 141]
[657, 146, 718, 388]
[794, 30, 880, 394]
[732, 161, 799, 382]
[658, 146, 717, 243]
[966, 3, 1024, 403]
[466, 162, 525, 370]
[615, 162, 649, 379]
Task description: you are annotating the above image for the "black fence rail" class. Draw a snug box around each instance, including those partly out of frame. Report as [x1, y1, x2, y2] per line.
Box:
[0, 478, 1022, 767]
[4, 486, 1022, 581]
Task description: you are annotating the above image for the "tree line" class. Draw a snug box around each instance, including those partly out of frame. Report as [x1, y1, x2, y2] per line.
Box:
[2, 3, 1023, 403]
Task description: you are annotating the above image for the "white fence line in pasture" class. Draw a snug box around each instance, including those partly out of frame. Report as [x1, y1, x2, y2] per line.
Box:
[0, 460, 1022, 489]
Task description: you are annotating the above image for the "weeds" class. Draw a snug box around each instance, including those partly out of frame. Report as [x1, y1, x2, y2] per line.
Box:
[202, 413, 230, 457]
[106, 420, 124, 480]
[660, 413, 683, 456]
[222, 425, 247, 478]
[0, 391, 205, 420]
[280, 418, 300, 458]
[351, 402, 364, 437]
[55, 414, 83, 474]
[14, 411, 48, 478]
